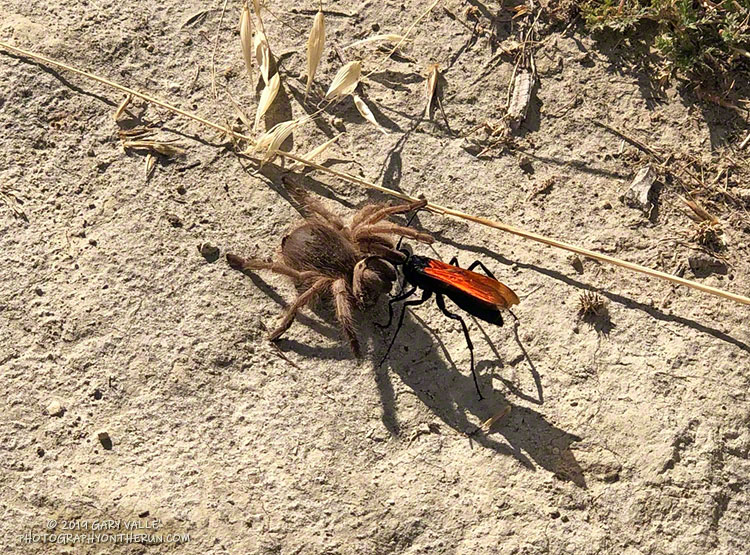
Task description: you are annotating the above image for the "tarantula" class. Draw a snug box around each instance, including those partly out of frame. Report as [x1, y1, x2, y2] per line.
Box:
[226, 194, 432, 356]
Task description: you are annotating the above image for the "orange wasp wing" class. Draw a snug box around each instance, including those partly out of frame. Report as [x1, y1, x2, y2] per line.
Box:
[424, 259, 520, 309]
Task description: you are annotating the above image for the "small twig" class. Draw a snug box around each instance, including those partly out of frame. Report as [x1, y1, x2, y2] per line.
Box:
[365, 0, 440, 78]
[3, 41, 750, 307]
[740, 131, 750, 150]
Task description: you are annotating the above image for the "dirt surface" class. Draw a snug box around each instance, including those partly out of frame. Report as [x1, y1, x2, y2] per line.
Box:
[2, 1, 750, 554]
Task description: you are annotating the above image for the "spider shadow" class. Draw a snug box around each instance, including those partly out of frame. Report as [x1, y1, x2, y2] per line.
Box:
[370, 300, 586, 487]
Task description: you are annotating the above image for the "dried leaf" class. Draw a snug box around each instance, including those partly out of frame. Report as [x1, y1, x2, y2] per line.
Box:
[122, 140, 186, 157]
[255, 72, 280, 131]
[424, 64, 439, 118]
[252, 0, 262, 20]
[290, 134, 342, 171]
[254, 28, 271, 84]
[680, 196, 718, 224]
[325, 61, 361, 100]
[254, 119, 301, 164]
[305, 11, 325, 99]
[353, 94, 387, 134]
[145, 153, 156, 180]
[480, 405, 511, 432]
[512, 5, 530, 18]
[239, 3, 254, 82]
[345, 34, 405, 49]
[114, 94, 132, 121]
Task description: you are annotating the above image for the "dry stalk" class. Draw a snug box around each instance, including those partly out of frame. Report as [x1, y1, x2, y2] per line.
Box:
[3, 41, 750, 307]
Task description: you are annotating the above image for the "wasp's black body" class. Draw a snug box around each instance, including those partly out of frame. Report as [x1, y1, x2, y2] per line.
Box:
[380, 252, 519, 400]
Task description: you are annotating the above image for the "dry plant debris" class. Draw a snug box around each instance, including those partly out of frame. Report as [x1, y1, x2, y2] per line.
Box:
[325, 60, 361, 100]
[346, 34, 406, 49]
[305, 10, 325, 98]
[254, 72, 280, 131]
[353, 94, 386, 134]
[424, 63, 439, 118]
[578, 291, 607, 317]
[239, 3, 254, 83]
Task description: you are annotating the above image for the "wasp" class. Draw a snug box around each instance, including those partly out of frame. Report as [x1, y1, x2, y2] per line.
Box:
[379, 249, 519, 400]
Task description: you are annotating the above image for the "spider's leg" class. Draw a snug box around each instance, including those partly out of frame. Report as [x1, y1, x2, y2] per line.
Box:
[379, 289, 432, 368]
[354, 199, 428, 231]
[332, 278, 361, 357]
[354, 223, 433, 244]
[226, 254, 308, 281]
[435, 293, 483, 401]
[376, 286, 417, 329]
[268, 278, 332, 342]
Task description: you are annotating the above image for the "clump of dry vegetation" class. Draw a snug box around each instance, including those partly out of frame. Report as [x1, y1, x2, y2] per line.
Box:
[545, 0, 750, 89]
[578, 291, 607, 317]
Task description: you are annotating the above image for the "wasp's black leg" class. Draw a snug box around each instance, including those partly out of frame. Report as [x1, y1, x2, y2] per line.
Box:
[435, 294, 483, 400]
[450, 256, 499, 282]
[467, 260, 499, 280]
[377, 286, 417, 329]
[379, 289, 432, 367]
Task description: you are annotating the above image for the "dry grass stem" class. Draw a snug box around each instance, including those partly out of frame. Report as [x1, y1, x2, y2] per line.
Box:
[225, 87, 253, 130]
[325, 61, 361, 100]
[424, 63, 439, 118]
[239, 3, 254, 84]
[353, 94, 387, 134]
[290, 134, 342, 171]
[305, 10, 325, 99]
[255, 72, 280, 130]
[5, 41, 750, 306]
[346, 34, 405, 49]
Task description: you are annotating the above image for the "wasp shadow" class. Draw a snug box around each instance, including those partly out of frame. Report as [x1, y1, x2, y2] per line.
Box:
[368, 295, 586, 488]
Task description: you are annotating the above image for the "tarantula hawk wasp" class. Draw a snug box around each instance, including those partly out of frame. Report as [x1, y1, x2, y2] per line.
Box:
[379, 206, 520, 400]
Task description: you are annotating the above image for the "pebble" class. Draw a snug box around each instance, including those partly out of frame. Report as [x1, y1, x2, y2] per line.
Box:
[96, 431, 113, 450]
[46, 399, 65, 417]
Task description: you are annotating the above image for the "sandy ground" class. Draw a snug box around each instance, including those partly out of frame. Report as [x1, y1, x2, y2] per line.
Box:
[2, 1, 750, 553]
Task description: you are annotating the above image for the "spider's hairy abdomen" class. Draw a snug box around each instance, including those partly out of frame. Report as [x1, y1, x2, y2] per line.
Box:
[282, 223, 359, 278]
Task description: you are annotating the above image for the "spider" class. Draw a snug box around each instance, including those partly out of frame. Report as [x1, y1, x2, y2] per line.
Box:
[226, 193, 432, 356]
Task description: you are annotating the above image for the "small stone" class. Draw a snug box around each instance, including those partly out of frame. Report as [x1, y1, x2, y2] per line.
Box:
[35, 287, 44, 296]
[36, 447, 45, 457]
[688, 253, 728, 277]
[517, 154, 532, 172]
[88, 239, 97, 246]
[568, 256, 584, 274]
[96, 431, 113, 450]
[621, 165, 657, 214]
[176, 184, 187, 195]
[198, 243, 220, 263]
[46, 399, 65, 417]
[165, 213, 183, 228]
